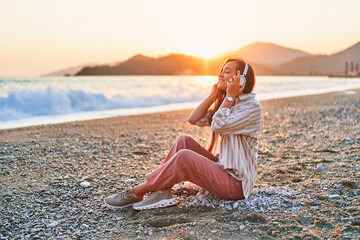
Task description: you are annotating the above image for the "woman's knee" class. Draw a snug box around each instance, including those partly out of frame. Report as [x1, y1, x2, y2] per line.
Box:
[173, 149, 196, 165]
[176, 134, 194, 144]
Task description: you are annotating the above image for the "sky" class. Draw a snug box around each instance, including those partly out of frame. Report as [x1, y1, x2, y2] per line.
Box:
[0, 0, 360, 77]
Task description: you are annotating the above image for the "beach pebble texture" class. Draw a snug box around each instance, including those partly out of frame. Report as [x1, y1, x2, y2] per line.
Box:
[0, 90, 359, 239]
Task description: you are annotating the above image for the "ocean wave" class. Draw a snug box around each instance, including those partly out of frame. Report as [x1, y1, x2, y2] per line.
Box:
[0, 86, 205, 121]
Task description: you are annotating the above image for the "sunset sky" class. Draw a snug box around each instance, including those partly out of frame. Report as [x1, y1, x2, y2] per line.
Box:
[1, 0, 360, 77]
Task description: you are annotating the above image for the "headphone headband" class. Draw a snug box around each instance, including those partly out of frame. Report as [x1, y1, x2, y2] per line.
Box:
[242, 62, 248, 76]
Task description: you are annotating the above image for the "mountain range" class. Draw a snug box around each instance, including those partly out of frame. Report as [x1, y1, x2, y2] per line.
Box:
[45, 41, 360, 76]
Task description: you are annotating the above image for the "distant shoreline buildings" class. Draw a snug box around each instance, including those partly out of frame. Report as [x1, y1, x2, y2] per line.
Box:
[329, 61, 360, 78]
[345, 61, 359, 77]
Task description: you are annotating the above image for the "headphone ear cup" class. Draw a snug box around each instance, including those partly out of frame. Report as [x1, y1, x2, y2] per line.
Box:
[240, 75, 246, 86]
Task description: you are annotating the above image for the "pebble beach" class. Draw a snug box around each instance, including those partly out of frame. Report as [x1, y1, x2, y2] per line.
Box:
[0, 89, 359, 239]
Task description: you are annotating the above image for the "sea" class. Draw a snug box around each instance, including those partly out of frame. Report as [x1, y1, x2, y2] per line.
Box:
[1, 75, 360, 129]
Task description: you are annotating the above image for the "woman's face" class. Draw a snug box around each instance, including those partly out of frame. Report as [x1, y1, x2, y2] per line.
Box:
[217, 61, 238, 91]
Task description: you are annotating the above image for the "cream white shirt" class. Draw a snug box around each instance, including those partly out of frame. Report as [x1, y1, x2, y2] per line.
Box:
[196, 93, 262, 199]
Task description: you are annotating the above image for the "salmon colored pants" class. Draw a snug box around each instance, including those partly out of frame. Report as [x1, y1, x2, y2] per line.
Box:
[146, 135, 245, 200]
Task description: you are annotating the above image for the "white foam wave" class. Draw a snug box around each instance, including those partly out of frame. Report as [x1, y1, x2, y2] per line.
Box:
[0, 86, 205, 121]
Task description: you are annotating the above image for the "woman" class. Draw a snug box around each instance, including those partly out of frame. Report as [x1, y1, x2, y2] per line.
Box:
[104, 58, 262, 210]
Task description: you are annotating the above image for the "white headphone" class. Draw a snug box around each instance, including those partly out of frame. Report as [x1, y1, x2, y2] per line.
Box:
[240, 62, 248, 87]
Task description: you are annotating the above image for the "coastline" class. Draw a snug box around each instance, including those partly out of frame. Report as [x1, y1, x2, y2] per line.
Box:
[1, 89, 359, 239]
[2, 81, 360, 130]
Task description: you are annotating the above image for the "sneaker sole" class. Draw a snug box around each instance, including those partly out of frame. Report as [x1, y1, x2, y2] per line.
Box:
[133, 198, 177, 210]
[103, 199, 137, 209]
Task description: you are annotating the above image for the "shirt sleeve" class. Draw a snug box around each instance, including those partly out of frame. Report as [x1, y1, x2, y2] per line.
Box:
[210, 106, 251, 134]
[195, 111, 212, 127]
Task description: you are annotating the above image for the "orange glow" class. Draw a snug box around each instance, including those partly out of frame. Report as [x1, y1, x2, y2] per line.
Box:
[1, 0, 360, 77]
[179, 33, 229, 59]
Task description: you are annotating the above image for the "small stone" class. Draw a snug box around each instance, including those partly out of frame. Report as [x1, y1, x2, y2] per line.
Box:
[210, 220, 216, 224]
[81, 176, 89, 181]
[226, 205, 233, 210]
[124, 179, 135, 184]
[148, 231, 152, 236]
[211, 230, 217, 234]
[233, 201, 239, 209]
[329, 194, 340, 199]
[202, 198, 210, 206]
[265, 190, 274, 195]
[44, 233, 52, 237]
[317, 164, 325, 171]
[345, 137, 353, 142]
[239, 225, 245, 230]
[280, 191, 292, 197]
[190, 231, 195, 236]
[80, 181, 90, 188]
[47, 221, 58, 228]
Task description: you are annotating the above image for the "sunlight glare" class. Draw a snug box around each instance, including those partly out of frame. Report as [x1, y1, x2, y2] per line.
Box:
[182, 33, 226, 59]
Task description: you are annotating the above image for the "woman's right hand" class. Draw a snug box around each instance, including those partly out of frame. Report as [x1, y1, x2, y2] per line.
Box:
[188, 83, 218, 125]
[209, 83, 218, 102]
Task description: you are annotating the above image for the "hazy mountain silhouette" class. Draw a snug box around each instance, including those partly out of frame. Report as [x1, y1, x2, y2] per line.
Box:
[44, 63, 98, 76]
[43, 61, 123, 76]
[71, 41, 360, 76]
[77, 54, 209, 75]
[76, 53, 280, 76]
[277, 41, 360, 75]
[221, 42, 312, 65]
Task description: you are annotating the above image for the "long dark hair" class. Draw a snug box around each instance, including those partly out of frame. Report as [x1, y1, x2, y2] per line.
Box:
[206, 58, 256, 153]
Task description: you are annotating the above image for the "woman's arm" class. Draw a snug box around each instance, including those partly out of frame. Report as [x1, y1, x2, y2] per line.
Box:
[211, 70, 256, 134]
[187, 84, 217, 125]
[210, 102, 261, 134]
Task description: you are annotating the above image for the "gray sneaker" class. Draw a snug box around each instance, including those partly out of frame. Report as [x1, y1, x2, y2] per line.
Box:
[133, 189, 177, 210]
[104, 188, 141, 208]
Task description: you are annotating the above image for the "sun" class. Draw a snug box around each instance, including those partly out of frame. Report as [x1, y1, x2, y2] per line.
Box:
[186, 43, 225, 59]
[182, 35, 226, 59]
[191, 48, 222, 59]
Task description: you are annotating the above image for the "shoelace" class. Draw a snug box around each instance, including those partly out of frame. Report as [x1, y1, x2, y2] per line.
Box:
[115, 190, 130, 199]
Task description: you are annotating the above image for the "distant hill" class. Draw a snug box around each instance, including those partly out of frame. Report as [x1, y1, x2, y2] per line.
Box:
[76, 53, 279, 76]
[76, 54, 209, 75]
[43, 63, 98, 76]
[221, 42, 312, 65]
[43, 61, 124, 76]
[69, 41, 360, 76]
[277, 41, 360, 75]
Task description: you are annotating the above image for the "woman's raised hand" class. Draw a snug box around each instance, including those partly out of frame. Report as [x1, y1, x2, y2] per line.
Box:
[209, 83, 218, 101]
[226, 70, 245, 98]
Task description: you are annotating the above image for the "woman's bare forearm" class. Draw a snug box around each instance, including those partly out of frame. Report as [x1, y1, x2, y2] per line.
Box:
[187, 94, 215, 124]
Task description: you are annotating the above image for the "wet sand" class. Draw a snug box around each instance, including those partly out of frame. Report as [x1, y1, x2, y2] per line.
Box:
[0, 89, 359, 239]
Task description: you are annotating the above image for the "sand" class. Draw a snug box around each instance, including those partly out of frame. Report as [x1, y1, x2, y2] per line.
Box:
[0, 89, 359, 239]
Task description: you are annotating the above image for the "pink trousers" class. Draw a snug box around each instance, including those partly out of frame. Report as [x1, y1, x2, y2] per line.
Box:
[146, 135, 245, 200]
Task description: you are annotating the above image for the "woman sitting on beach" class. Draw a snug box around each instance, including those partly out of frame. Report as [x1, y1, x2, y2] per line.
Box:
[104, 59, 262, 210]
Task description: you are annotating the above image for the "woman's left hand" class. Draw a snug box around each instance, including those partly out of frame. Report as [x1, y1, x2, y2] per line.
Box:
[226, 70, 245, 98]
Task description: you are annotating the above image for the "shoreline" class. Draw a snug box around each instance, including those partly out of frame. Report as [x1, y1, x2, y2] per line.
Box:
[1, 87, 359, 132]
[1, 88, 359, 239]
